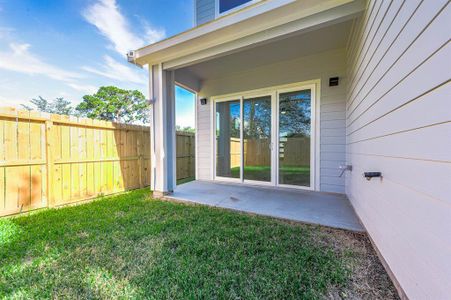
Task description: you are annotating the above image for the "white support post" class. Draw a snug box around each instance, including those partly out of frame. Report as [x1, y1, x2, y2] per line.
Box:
[149, 63, 176, 197]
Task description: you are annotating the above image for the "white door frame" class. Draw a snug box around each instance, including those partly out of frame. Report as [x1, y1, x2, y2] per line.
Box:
[212, 96, 243, 183]
[211, 79, 320, 191]
[241, 91, 275, 187]
[174, 82, 198, 185]
[275, 83, 316, 191]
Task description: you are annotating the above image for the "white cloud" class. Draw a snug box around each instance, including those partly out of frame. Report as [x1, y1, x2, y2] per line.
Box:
[0, 27, 14, 39]
[0, 42, 101, 102]
[143, 22, 165, 45]
[176, 114, 195, 128]
[82, 55, 146, 85]
[0, 95, 25, 108]
[0, 43, 82, 81]
[67, 83, 98, 94]
[82, 0, 165, 56]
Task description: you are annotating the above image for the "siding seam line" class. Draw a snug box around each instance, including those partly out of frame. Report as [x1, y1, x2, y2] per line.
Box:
[347, 79, 450, 136]
[348, 120, 451, 145]
[348, 1, 447, 115]
[349, 0, 386, 77]
[346, 152, 451, 164]
[347, 39, 448, 126]
[347, 0, 425, 110]
[348, 0, 402, 93]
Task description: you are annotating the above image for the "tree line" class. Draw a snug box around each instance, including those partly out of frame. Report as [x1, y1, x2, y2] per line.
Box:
[22, 86, 149, 124]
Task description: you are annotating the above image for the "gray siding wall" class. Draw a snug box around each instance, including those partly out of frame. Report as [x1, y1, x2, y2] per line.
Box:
[197, 48, 348, 193]
[196, 97, 212, 180]
[196, 0, 215, 25]
[346, 0, 450, 298]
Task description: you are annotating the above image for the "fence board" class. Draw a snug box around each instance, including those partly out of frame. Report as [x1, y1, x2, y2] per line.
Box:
[176, 132, 195, 181]
[0, 107, 196, 216]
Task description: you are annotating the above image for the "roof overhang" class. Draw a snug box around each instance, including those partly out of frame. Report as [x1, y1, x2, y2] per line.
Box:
[130, 0, 366, 69]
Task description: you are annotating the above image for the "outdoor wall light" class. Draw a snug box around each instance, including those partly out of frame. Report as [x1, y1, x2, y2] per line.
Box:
[200, 98, 208, 105]
[363, 172, 382, 181]
[329, 77, 339, 86]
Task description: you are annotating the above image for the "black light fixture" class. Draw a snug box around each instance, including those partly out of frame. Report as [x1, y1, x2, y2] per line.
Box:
[329, 77, 339, 86]
[200, 98, 207, 105]
[364, 172, 382, 181]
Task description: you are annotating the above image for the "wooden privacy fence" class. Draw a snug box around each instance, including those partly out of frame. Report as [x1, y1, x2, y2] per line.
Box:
[176, 131, 195, 181]
[228, 137, 310, 168]
[0, 107, 195, 217]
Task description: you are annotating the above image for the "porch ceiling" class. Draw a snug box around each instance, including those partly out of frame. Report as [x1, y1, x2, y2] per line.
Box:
[182, 20, 353, 81]
[131, 0, 365, 68]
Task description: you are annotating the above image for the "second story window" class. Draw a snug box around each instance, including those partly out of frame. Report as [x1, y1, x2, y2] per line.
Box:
[218, 0, 256, 15]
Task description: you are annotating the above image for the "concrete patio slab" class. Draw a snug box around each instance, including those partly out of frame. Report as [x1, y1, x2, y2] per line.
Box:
[166, 180, 364, 232]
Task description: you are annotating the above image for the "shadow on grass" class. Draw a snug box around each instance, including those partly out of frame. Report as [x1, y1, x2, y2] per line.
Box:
[0, 189, 353, 299]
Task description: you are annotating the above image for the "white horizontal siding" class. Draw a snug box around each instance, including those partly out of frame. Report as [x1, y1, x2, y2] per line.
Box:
[346, 0, 451, 299]
[197, 49, 348, 193]
[196, 0, 215, 25]
[196, 99, 212, 180]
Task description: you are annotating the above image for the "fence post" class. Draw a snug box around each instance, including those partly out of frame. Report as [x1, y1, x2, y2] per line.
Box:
[45, 119, 55, 207]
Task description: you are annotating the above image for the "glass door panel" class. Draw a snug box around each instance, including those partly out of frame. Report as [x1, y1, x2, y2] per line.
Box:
[243, 96, 272, 182]
[278, 90, 311, 187]
[216, 100, 241, 179]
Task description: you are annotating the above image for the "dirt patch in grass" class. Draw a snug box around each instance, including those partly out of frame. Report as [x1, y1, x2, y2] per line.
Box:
[307, 226, 399, 299]
[0, 189, 398, 299]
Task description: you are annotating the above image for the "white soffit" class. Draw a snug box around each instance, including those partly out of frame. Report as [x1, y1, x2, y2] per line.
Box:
[133, 0, 365, 68]
[184, 20, 353, 80]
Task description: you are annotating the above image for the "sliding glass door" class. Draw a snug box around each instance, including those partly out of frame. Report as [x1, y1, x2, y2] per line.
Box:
[214, 83, 315, 189]
[216, 100, 241, 179]
[278, 89, 312, 187]
[243, 96, 272, 182]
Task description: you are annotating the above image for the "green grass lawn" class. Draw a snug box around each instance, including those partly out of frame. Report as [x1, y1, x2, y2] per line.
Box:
[0, 189, 397, 299]
[230, 166, 310, 185]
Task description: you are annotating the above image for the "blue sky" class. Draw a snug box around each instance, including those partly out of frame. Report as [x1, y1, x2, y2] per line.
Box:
[0, 0, 195, 127]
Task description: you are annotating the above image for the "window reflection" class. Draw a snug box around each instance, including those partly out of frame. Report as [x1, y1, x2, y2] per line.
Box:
[279, 90, 311, 186]
[216, 100, 241, 178]
[243, 96, 271, 182]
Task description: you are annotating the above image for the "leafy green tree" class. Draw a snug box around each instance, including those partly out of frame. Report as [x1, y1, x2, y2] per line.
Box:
[176, 125, 195, 133]
[279, 91, 311, 138]
[52, 97, 74, 115]
[22, 96, 73, 115]
[76, 86, 149, 124]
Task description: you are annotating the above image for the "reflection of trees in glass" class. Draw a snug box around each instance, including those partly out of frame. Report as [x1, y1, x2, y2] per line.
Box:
[216, 101, 240, 138]
[244, 96, 271, 139]
[229, 102, 241, 138]
[216, 100, 241, 178]
[279, 90, 311, 138]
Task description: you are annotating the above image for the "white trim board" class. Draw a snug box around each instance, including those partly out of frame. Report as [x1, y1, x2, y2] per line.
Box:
[174, 82, 199, 185]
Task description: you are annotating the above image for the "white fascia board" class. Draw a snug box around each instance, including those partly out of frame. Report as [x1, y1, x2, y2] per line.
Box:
[134, 0, 364, 67]
[135, 0, 295, 63]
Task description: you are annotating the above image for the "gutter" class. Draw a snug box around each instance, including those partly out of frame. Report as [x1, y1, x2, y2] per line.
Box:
[126, 50, 144, 68]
